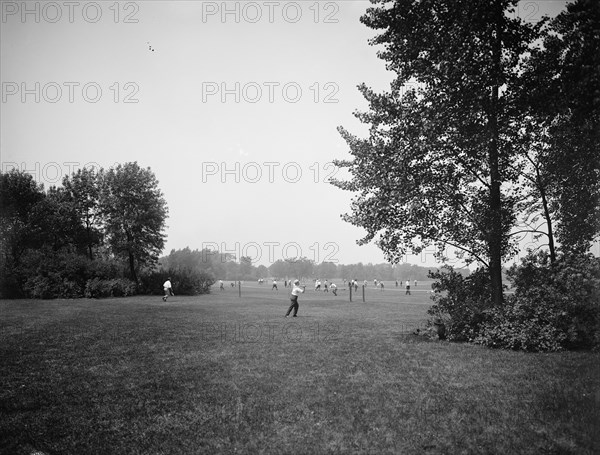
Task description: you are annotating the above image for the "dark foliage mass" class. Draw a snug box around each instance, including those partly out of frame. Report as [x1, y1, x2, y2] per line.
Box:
[0, 163, 178, 299]
[428, 253, 600, 351]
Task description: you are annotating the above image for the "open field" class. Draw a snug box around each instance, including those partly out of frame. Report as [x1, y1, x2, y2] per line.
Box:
[1, 283, 599, 454]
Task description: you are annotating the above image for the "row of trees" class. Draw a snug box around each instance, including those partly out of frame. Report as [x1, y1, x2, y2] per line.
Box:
[333, 0, 599, 305]
[0, 163, 168, 298]
[266, 258, 435, 282]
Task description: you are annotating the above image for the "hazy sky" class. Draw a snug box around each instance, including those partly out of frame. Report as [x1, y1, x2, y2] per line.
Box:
[1, 0, 572, 267]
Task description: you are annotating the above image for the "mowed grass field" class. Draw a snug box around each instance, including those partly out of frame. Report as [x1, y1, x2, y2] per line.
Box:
[1, 282, 598, 454]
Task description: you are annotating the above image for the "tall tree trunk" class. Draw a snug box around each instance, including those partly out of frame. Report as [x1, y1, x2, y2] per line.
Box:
[128, 249, 138, 284]
[541, 189, 556, 263]
[488, 0, 504, 307]
[488, 120, 504, 306]
[536, 167, 557, 263]
[86, 224, 93, 260]
[125, 229, 138, 283]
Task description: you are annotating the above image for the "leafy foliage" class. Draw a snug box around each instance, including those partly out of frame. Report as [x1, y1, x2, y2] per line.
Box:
[100, 162, 168, 283]
[516, 0, 600, 257]
[475, 252, 600, 351]
[427, 267, 493, 342]
[84, 278, 138, 298]
[0, 164, 169, 299]
[429, 253, 600, 352]
[330, 0, 549, 306]
[138, 269, 215, 296]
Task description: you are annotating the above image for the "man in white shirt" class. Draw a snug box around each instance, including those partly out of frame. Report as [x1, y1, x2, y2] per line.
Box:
[285, 280, 306, 317]
[163, 278, 173, 301]
[330, 282, 337, 296]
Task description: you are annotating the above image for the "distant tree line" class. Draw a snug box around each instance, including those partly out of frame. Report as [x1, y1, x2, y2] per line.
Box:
[159, 248, 441, 284]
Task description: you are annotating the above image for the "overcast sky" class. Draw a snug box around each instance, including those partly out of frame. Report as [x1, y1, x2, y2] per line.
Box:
[1, 0, 572, 267]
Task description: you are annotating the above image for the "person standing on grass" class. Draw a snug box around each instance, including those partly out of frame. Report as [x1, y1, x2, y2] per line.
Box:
[163, 277, 174, 301]
[219, 280, 224, 291]
[405, 280, 411, 295]
[272, 279, 278, 290]
[285, 280, 306, 317]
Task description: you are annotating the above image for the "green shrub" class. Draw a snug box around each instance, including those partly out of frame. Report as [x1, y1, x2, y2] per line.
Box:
[427, 267, 493, 342]
[22, 275, 54, 299]
[138, 268, 215, 295]
[85, 278, 137, 298]
[475, 292, 568, 352]
[475, 252, 600, 352]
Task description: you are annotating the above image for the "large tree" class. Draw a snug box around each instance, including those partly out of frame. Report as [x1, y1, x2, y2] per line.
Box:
[332, 0, 544, 306]
[100, 162, 168, 283]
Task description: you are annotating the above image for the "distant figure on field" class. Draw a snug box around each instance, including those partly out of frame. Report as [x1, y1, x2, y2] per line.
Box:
[331, 282, 337, 296]
[324, 280, 329, 292]
[414, 279, 418, 287]
[162, 277, 174, 302]
[405, 280, 411, 295]
[395, 280, 398, 287]
[272, 279, 278, 290]
[285, 280, 306, 317]
[380, 281, 384, 291]
[219, 280, 224, 291]
[315, 279, 321, 291]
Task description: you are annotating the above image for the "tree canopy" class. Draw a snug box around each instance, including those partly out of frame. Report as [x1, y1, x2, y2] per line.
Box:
[331, 0, 599, 305]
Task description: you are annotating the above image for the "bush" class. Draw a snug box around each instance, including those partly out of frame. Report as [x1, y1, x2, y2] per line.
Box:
[84, 278, 137, 298]
[17, 250, 133, 299]
[475, 252, 600, 352]
[474, 292, 568, 352]
[427, 267, 493, 342]
[138, 268, 215, 295]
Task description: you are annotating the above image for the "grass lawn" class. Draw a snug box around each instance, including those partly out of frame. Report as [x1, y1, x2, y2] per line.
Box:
[1, 282, 598, 454]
